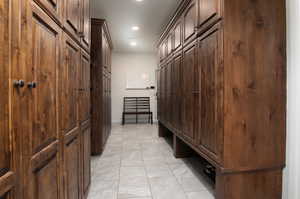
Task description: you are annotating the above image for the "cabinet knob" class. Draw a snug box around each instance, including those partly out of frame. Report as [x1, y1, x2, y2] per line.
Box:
[14, 80, 25, 88]
[28, 82, 37, 89]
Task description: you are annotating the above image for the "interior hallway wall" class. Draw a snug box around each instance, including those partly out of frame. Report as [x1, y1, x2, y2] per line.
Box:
[283, 0, 300, 198]
[111, 52, 157, 123]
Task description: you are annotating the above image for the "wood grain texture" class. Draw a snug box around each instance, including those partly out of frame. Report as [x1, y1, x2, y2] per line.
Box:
[157, 0, 286, 198]
[91, 19, 112, 155]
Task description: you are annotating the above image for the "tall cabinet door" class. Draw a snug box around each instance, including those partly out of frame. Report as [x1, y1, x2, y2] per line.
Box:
[24, 3, 61, 199]
[0, 0, 15, 197]
[79, 51, 91, 123]
[64, 0, 81, 40]
[197, 24, 223, 163]
[60, 34, 81, 199]
[81, 0, 90, 50]
[172, 53, 182, 131]
[182, 41, 197, 142]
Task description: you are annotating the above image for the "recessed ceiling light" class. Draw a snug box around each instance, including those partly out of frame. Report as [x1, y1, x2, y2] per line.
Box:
[130, 42, 137, 46]
[136, 0, 143, 2]
[132, 26, 140, 31]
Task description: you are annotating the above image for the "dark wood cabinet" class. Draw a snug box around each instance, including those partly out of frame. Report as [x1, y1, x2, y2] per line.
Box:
[182, 41, 197, 142]
[2, 0, 92, 198]
[197, 24, 223, 163]
[91, 19, 113, 155]
[157, 0, 286, 198]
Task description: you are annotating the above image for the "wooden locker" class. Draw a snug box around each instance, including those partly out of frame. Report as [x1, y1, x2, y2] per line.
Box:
[23, 2, 62, 199]
[198, 23, 223, 163]
[182, 41, 197, 142]
[79, 51, 91, 124]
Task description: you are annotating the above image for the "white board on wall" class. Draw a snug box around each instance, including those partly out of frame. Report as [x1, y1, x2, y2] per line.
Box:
[126, 71, 152, 90]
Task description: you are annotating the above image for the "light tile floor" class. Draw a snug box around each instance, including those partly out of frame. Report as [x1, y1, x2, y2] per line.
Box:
[88, 124, 214, 199]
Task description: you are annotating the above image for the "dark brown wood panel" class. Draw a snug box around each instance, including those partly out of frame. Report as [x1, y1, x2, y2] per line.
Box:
[223, 0, 286, 170]
[81, 124, 91, 199]
[81, 0, 90, 50]
[60, 34, 80, 132]
[33, 0, 61, 23]
[64, 0, 81, 40]
[27, 142, 60, 199]
[183, 0, 196, 43]
[197, 24, 223, 163]
[64, 128, 80, 199]
[27, 2, 60, 155]
[79, 51, 91, 123]
[157, 0, 286, 198]
[172, 53, 182, 131]
[198, 0, 220, 27]
[174, 20, 182, 51]
[0, 0, 11, 185]
[182, 42, 197, 141]
[91, 19, 112, 155]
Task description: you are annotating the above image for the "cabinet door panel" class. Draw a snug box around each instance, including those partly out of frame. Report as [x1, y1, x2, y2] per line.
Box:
[182, 44, 197, 141]
[64, 129, 80, 199]
[79, 52, 91, 123]
[29, 4, 60, 154]
[160, 66, 166, 122]
[198, 0, 220, 26]
[172, 54, 182, 131]
[183, 1, 196, 42]
[167, 34, 173, 55]
[64, 0, 80, 39]
[81, 0, 90, 50]
[34, 0, 61, 22]
[60, 34, 80, 132]
[199, 27, 223, 162]
[166, 62, 172, 125]
[28, 142, 60, 199]
[0, 0, 13, 195]
[81, 125, 91, 198]
[174, 21, 182, 50]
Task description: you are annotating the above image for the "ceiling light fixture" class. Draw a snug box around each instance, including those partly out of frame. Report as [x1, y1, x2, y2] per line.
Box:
[136, 0, 143, 2]
[130, 42, 137, 46]
[132, 26, 140, 31]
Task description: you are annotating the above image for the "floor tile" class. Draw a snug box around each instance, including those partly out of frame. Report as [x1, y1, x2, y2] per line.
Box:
[149, 176, 187, 199]
[89, 124, 214, 199]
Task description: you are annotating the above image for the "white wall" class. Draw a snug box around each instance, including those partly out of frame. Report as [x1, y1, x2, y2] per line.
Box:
[111, 52, 157, 123]
[283, 0, 300, 198]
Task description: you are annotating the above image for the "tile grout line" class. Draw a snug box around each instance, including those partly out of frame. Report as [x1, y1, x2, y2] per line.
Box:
[142, 142, 154, 199]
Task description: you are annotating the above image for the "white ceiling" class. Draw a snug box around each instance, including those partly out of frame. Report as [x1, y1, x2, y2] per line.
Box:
[91, 0, 182, 53]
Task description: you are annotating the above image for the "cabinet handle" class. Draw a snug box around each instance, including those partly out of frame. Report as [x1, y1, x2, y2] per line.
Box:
[78, 32, 84, 38]
[28, 82, 37, 88]
[13, 80, 25, 88]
